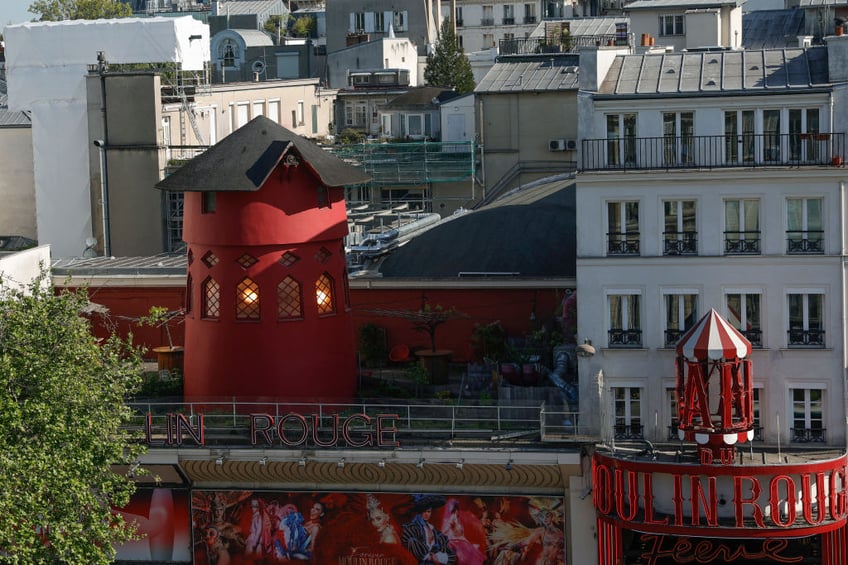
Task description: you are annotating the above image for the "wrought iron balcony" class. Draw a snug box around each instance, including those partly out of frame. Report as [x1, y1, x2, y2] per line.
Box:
[523, 15, 537, 24]
[580, 133, 846, 171]
[664, 329, 686, 347]
[786, 231, 824, 254]
[498, 34, 617, 55]
[607, 232, 640, 255]
[480, 17, 495, 26]
[724, 231, 761, 254]
[791, 427, 826, 443]
[614, 423, 644, 440]
[456, 19, 463, 26]
[787, 328, 825, 348]
[608, 328, 643, 348]
[663, 231, 697, 255]
[740, 329, 763, 348]
[502, 17, 515, 24]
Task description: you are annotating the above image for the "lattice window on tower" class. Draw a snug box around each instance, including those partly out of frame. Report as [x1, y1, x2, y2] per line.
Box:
[236, 278, 261, 320]
[186, 274, 193, 314]
[202, 251, 219, 268]
[236, 253, 258, 269]
[277, 276, 303, 320]
[202, 277, 220, 319]
[315, 273, 335, 315]
[315, 247, 331, 264]
[279, 251, 300, 267]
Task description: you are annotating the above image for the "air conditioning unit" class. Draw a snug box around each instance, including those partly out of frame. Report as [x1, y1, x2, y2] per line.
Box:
[549, 139, 577, 151]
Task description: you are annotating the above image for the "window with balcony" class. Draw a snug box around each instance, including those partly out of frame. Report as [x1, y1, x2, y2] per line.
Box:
[664, 293, 697, 347]
[455, 6, 463, 26]
[662, 112, 694, 166]
[375, 11, 385, 32]
[667, 387, 679, 440]
[606, 113, 637, 167]
[608, 294, 641, 347]
[659, 14, 684, 35]
[789, 108, 820, 162]
[763, 109, 781, 162]
[787, 197, 823, 253]
[663, 199, 697, 255]
[483, 33, 494, 47]
[752, 387, 763, 440]
[791, 388, 825, 442]
[724, 199, 760, 254]
[353, 12, 365, 32]
[393, 10, 406, 31]
[613, 387, 643, 439]
[482, 5, 494, 26]
[726, 292, 762, 347]
[524, 3, 536, 23]
[724, 110, 755, 164]
[503, 4, 515, 24]
[787, 292, 824, 347]
[607, 201, 639, 255]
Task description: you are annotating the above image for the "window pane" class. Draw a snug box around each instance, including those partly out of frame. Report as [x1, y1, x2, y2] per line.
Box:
[808, 294, 823, 330]
[608, 202, 621, 232]
[625, 202, 639, 233]
[725, 200, 740, 232]
[807, 199, 822, 231]
[787, 199, 803, 231]
[744, 200, 759, 232]
[788, 294, 803, 328]
[746, 294, 761, 330]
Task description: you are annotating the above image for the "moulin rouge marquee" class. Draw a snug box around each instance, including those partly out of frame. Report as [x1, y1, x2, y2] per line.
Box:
[144, 412, 402, 448]
[594, 452, 848, 536]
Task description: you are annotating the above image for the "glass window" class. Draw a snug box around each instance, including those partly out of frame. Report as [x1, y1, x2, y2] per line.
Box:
[606, 113, 637, 167]
[724, 199, 760, 254]
[236, 278, 260, 320]
[662, 112, 694, 166]
[665, 293, 698, 346]
[608, 294, 641, 347]
[607, 201, 639, 255]
[667, 388, 679, 439]
[791, 388, 825, 442]
[787, 197, 823, 253]
[202, 277, 220, 320]
[613, 387, 643, 439]
[659, 14, 684, 35]
[663, 200, 696, 255]
[316, 273, 335, 315]
[277, 276, 303, 320]
[788, 293, 824, 347]
[726, 292, 762, 347]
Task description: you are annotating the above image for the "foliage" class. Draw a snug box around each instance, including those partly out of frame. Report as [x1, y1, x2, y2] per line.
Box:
[471, 321, 507, 361]
[424, 19, 475, 94]
[358, 323, 388, 368]
[263, 14, 288, 36]
[138, 370, 183, 398]
[368, 303, 467, 353]
[291, 15, 315, 37]
[338, 128, 365, 145]
[561, 29, 574, 52]
[28, 0, 131, 21]
[138, 306, 183, 349]
[0, 275, 144, 563]
[406, 363, 431, 395]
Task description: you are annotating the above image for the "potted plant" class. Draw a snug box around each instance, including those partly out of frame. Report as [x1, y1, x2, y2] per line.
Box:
[140, 306, 184, 377]
[358, 323, 388, 368]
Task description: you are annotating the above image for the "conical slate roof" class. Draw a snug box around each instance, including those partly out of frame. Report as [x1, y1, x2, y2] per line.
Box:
[156, 116, 370, 192]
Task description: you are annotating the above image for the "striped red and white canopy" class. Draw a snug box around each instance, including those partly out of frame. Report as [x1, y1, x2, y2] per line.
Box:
[676, 308, 752, 360]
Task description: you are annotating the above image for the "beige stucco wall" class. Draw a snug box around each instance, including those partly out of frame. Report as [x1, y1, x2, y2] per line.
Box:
[0, 127, 36, 240]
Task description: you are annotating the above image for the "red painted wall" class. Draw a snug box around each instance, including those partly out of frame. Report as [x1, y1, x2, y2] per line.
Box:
[181, 160, 355, 401]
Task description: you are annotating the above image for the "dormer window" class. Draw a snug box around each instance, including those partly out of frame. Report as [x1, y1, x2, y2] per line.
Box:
[219, 39, 238, 68]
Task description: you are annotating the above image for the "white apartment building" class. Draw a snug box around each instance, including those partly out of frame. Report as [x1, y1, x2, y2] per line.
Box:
[575, 41, 848, 449]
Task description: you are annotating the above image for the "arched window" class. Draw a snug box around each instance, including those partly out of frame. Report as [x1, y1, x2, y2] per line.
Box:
[185, 274, 193, 314]
[236, 278, 260, 320]
[277, 276, 303, 320]
[219, 39, 238, 67]
[202, 277, 220, 320]
[315, 273, 335, 315]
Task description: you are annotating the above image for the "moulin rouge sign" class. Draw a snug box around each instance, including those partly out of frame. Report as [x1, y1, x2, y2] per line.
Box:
[593, 452, 848, 536]
[144, 412, 401, 448]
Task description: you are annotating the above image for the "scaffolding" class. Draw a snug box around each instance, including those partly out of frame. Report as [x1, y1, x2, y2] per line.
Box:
[325, 140, 476, 186]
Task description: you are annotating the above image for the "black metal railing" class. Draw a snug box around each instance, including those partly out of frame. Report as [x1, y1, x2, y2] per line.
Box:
[608, 329, 643, 348]
[502, 17, 515, 24]
[787, 328, 825, 347]
[580, 133, 846, 171]
[456, 19, 463, 26]
[670, 424, 763, 440]
[724, 231, 761, 254]
[481, 17, 495, 26]
[786, 231, 824, 254]
[791, 427, 826, 443]
[663, 231, 697, 255]
[524, 15, 537, 24]
[607, 233, 640, 255]
[498, 34, 617, 55]
[664, 329, 686, 347]
[614, 424, 644, 440]
[740, 329, 763, 348]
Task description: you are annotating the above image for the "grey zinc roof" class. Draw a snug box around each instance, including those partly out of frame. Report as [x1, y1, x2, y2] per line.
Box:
[598, 47, 829, 95]
[229, 29, 274, 47]
[383, 87, 461, 110]
[742, 10, 806, 50]
[798, 0, 848, 6]
[0, 79, 31, 127]
[378, 179, 576, 279]
[625, 0, 739, 9]
[530, 16, 622, 37]
[156, 116, 370, 192]
[475, 55, 580, 93]
[51, 254, 187, 277]
[217, 0, 286, 15]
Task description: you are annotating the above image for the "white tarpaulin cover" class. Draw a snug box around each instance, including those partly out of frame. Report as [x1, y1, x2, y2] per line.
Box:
[4, 17, 210, 257]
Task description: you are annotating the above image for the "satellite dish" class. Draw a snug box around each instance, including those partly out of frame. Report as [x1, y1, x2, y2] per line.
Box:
[251, 59, 266, 74]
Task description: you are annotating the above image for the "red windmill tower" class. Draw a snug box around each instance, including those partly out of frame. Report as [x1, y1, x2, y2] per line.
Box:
[674, 309, 755, 464]
[157, 116, 370, 401]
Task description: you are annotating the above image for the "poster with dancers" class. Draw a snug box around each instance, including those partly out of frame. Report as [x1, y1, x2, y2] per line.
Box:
[190, 490, 565, 565]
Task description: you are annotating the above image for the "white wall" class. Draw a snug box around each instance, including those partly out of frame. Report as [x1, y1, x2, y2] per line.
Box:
[0, 245, 51, 296]
[0, 127, 35, 240]
[440, 93, 475, 143]
[326, 38, 418, 90]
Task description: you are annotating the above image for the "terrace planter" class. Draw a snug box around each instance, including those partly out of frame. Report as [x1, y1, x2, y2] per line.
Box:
[417, 349, 452, 385]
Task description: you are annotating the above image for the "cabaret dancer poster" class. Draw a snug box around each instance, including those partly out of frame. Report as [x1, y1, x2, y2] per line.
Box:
[190, 490, 566, 564]
[114, 488, 192, 562]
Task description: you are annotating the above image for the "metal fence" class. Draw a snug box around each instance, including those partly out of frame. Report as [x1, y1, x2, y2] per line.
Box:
[128, 400, 585, 446]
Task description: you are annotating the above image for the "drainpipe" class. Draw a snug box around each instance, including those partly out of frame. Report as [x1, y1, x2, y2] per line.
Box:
[96, 51, 112, 257]
[841, 180, 848, 450]
[477, 96, 486, 201]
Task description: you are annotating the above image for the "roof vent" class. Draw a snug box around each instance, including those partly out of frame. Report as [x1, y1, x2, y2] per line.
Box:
[709, 58, 719, 64]
[666, 68, 676, 74]
[706, 79, 716, 86]
[750, 65, 759, 70]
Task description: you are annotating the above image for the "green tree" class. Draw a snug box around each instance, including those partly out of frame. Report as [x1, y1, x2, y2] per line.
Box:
[424, 18, 475, 94]
[0, 276, 144, 563]
[291, 15, 315, 37]
[263, 14, 288, 37]
[28, 0, 131, 21]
